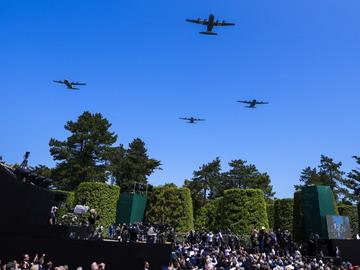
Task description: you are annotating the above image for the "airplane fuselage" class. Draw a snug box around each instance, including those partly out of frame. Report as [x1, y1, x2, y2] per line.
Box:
[200, 14, 217, 35]
[206, 14, 215, 33]
[63, 80, 73, 88]
[189, 118, 196, 124]
[208, 14, 215, 28]
[250, 100, 257, 108]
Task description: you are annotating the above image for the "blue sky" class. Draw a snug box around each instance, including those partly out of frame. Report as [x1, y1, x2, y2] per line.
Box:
[1, 0, 360, 198]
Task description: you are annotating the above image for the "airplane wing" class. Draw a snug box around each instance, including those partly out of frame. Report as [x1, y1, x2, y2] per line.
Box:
[186, 19, 209, 25]
[72, 82, 87, 86]
[237, 100, 251, 104]
[256, 101, 269, 105]
[213, 21, 235, 27]
[53, 80, 64, 84]
[195, 118, 205, 121]
[179, 117, 189, 120]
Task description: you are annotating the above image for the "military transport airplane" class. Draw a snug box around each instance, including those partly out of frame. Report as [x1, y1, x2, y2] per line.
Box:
[237, 99, 269, 108]
[53, 79, 87, 90]
[179, 117, 206, 124]
[186, 14, 235, 35]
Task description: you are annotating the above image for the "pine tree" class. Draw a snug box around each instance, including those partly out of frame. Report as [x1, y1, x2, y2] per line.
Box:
[49, 111, 117, 190]
[340, 156, 360, 204]
[110, 138, 161, 192]
[184, 158, 222, 215]
[295, 155, 345, 200]
[223, 159, 275, 200]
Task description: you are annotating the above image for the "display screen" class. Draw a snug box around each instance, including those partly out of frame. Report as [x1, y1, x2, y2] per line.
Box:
[326, 215, 352, 239]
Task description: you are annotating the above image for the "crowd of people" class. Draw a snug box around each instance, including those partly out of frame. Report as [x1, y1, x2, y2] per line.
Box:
[1, 227, 358, 270]
[164, 228, 358, 270]
[5, 211, 358, 270]
[0, 254, 106, 270]
[109, 222, 175, 244]
[55, 207, 175, 244]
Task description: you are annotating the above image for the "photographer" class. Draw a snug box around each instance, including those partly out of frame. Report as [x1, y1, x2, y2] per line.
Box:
[88, 209, 100, 239]
[49, 206, 58, 225]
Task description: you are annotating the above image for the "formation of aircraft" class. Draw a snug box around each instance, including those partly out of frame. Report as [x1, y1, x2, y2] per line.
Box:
[179, 117, 206, 124]
[237, 99, 269, 108]
[52, 15, 268, 125]
[53, 79, 87, 90]
[186, 14, 235, 35]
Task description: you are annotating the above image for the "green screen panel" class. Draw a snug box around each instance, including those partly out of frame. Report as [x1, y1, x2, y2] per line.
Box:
[116, 193, 147, 224]
[302, 186, 337, 239]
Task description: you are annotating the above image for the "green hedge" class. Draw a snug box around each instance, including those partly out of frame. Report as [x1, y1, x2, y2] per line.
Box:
[267, 203, 274, 230]
[338, 204, 359, 236]
[194, 197, 222, 232]
[52, 190, 75, 220]
[274, 198, 294, 233]
[145, 185, 194, 232]
[75, 182, 120, 229]
[219, 189, 268, 235]
[293, 191, 304, 242]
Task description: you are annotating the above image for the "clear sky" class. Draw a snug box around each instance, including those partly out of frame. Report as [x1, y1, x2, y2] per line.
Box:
[1, 0, 360, 198]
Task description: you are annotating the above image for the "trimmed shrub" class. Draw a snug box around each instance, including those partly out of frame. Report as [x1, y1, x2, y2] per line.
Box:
[52, 190, 75, 219]
[219, 189, 268, 236]
[293, 191, 304, 243]
[267, 203, 274, 230]
[75, 182, 120, 229]
[274, 198, 294, 233]
[338, 204, 359, 236]
[194, 197, 222, 232]
[145, 185, 194, 232]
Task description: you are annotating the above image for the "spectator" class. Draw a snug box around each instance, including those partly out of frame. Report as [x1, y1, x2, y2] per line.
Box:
[143, 261, 150, 270]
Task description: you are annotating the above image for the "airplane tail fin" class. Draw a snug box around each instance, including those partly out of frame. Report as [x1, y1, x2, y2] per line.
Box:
[199, 31, 218, 36]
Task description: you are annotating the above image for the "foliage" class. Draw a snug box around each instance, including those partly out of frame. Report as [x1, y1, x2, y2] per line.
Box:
[194, 197, 222, 232]
[75, 182, 120, 229]
[31, 164, 53, 188]
[145, 184, 194, 232]
[52, 190, 75, 220]
[219, 189, 268, 235]
[293, 191, 304, 242]
[184, 178, 205, 218]
[49, 111, 117, 190]
[184, 158, 275, 216]
[295, 155, 345, 200]
[184, 158, 222, 216]
[32, 164, 52, 178]
[340, 156, 360, 204]
[274, 199, 294, 233]
[222, 159, 275, 200]
[266, 203, 274, 230]
[338, 204, 359, 236]
[109, 138, 161, 192]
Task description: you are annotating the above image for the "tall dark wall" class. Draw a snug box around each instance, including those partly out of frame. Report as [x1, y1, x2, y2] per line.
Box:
[0, 166, 55, 227]
[0, 233, 171, 270]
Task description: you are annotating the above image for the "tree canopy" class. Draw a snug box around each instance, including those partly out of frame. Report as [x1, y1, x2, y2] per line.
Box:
[184, 158, 223, 215]
[47, 111, 160, 191]
[223, 159, 275, 200]
[109, 138, 161, 192]
[340, 156, 360, 204]
[49, 111, 117, 190]
[184, 158, 275, 215]
[295, 155, 345, 200]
